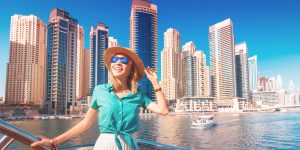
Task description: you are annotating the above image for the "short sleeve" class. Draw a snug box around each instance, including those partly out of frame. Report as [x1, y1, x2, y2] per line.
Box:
[141, 94, 153, 109]
[90, 86, 99, 109]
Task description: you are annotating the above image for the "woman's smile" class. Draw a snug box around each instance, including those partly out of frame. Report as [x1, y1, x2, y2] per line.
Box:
[113, 65, 123, 72]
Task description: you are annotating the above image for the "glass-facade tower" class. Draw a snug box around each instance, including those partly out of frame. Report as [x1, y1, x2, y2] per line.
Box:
[130, 0, 158, 100]
[235, 42, 250, 99]
[89, 23, 109, 94]
[248, 55, 258, 91]
[46, 9, 78, 114]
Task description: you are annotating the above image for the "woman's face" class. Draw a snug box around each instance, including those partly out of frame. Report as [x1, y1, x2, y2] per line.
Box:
[110, 54, 132, 79]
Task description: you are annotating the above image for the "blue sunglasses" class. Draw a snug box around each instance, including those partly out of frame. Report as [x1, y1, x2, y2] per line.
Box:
[111, 56, 130, 64]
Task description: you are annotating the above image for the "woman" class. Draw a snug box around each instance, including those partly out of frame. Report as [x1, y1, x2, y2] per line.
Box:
[31, 47, 169, 150]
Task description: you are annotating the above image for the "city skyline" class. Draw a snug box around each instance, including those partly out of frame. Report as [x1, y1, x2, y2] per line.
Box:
[1, 0, 300, 98]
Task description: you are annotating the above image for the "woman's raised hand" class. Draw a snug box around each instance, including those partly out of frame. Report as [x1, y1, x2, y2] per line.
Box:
[144, 66, 158, 86]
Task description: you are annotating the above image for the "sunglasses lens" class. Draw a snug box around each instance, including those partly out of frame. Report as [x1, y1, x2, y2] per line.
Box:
[111, 56, 118, 63]
[111, 56, 129, 64]
[120, 58, 129, 64]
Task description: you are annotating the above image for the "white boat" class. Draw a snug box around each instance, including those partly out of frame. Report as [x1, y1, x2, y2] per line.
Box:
[191, 115, 216, 128]
[41, 115, 49, 120]
[58, 116, 72, 119]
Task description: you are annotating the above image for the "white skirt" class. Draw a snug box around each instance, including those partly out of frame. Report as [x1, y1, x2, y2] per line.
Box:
[93, 133, 136, 150]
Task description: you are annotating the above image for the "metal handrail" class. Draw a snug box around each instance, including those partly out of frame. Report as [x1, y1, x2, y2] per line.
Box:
[0, 119, 47, 150]
[0, 135, 14, 149]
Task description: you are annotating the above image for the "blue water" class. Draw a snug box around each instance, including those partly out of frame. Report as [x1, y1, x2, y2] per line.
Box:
[7, 112, 300, 149]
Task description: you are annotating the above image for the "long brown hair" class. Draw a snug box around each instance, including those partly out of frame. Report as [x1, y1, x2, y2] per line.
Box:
[111, 62, 139, 94]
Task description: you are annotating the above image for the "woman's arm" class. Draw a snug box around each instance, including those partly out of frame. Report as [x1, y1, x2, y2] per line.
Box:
[31, 108, 98, 148]
[144, 67, 169, 115]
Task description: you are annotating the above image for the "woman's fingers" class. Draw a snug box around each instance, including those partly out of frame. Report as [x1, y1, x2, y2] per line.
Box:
[146, 67, 152, 73]
[31, 141, 42, 147]
[144, 67, 152, 75]
[144, 69, 150, 75]
[31, 138, 52, 147]
[147, 67, 156, 74]
[145, 67, 158, 80]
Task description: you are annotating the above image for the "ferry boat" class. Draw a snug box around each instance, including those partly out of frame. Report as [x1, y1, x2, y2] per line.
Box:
[0, 119, 187, 150]
[191, 115, 216, 129]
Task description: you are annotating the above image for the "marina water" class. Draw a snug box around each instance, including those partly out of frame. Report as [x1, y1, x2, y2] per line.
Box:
[7, 111, 300, 149]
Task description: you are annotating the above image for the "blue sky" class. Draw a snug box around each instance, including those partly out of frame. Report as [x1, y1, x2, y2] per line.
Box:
[0, 0, 300, 98]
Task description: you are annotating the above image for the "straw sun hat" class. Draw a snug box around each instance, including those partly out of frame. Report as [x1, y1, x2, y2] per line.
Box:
[103, 47, 145, 80]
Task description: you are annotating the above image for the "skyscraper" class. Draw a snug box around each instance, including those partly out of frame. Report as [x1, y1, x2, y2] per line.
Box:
[259, 76, 282, 92]
[209, 18, 236, 100]
[76, 25, 85, 100]
[161, 28, 181, 101]
[259, 76, 269, 91]
[181, 42, 207, 98]
[248, 55, 258, 91]
[205, 66, 210, 96]
[268, 77, 277, 91]
[182, 42, 196, 97]
[46, 9, 78, 114]
[108, 36, 119, 48]
[89, 23, 109, 94]
[194, 51, 208, 97]
[6, 15, 46, 105]
[83, 48, 90, 97]
[289, 80, 295, 91]
[235, 42, 250, 99]
[276, 75, 282, 90]
[130, 0, 158, 99]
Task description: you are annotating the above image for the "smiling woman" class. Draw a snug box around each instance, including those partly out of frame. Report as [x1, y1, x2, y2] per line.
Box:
[30, 47, 169, 150]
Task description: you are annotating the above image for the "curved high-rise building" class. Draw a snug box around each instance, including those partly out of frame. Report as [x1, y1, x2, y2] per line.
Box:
[248, 55, 258, 91]
[130, 0, 158, 100]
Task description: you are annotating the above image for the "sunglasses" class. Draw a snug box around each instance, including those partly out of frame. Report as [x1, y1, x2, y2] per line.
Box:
[111, 56, 130, 64]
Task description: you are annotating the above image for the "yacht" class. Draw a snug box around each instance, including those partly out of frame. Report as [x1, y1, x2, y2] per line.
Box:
[191, 115, 216, 129]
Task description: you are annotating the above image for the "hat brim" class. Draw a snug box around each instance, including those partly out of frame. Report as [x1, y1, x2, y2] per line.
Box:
[104, 47, 145, 80]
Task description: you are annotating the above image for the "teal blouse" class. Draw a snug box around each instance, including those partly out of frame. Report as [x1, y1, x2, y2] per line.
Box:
[90, 83, 153, 150]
